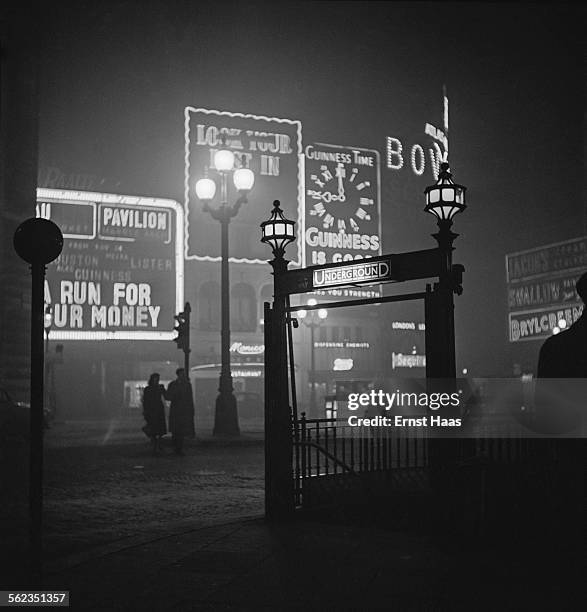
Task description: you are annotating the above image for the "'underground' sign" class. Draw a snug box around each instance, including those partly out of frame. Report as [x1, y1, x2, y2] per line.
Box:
[312, 260, 391, 289]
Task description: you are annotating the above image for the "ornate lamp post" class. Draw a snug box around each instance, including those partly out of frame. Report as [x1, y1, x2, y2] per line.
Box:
[423, 161, 466, 380]
[195, 148, 255, 436]
[297, 298, 328, 417]
[260, 200, 296, 519]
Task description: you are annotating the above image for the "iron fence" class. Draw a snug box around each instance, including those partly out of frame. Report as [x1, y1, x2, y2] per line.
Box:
[293, 415, 429, 507]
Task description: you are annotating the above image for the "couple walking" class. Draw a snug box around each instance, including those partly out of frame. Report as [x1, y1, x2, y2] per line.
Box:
[142, 368, 195, 455]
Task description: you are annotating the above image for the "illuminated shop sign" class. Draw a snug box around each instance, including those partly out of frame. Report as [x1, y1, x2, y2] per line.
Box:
[229, 342, 264, 355]
[333, 358, 354, 371]
[506, 237, 587, 283]
[391, 321, 426, 331]
[506, 237, 587, 342]
[304, 143, 381, 267]
[392, 352, 426, 369]
[232, 369, 263, 378]
[313, 260, 391, 289]
[184, 107, 303, 265]
[314, 341, 370, 349]
[36, 189, 183, 341]
[386, 92, 448, 181]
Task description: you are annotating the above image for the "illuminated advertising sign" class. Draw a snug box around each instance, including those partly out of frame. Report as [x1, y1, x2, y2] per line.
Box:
[312, 259, 391, 289]
[508, 304, 583, 342]
[184, 107, 303, 265]
[303, 143, 381, 267]
[383, 91, 449, 215]
[506, 237, 587, 342]
[392, 352, 426, 369]
[36, 189, 184, 340]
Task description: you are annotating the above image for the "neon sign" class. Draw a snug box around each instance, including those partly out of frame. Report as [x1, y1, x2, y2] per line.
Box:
[36, 189, 183, 341]
[303, 143, 381, 268]
[184, 107, 303, 265]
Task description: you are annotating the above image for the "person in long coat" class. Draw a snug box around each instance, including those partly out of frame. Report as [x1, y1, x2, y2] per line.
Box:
[142, 372, 167, 455]
[166, 368, 195, 455]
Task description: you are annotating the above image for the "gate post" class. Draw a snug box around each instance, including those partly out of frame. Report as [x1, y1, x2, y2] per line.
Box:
[264, 259, 295, 520]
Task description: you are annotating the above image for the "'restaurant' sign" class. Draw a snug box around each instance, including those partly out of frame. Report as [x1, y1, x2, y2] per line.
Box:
[506, 237, 586, 342]
[36, 188, 183, 340]
[313, 260, 391, 288]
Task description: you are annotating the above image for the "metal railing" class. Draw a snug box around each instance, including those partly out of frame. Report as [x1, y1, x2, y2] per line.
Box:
[293, 414, 429, 506]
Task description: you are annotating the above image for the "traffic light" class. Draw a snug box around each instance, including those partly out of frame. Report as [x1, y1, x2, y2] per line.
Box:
[173, 303, 191, 352]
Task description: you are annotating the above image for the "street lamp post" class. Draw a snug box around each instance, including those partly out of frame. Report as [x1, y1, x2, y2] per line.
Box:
[297, 299, 328, 418]
[195, 148, 255, 436]
[260, 200, 296, 520]
[424, 161, 466, 379]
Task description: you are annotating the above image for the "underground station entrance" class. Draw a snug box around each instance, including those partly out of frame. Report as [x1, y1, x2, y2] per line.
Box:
[260, 196, 468, 523]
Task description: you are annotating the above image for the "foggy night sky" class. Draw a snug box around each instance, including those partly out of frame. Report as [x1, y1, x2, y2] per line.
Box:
[33, 1, 585, 375]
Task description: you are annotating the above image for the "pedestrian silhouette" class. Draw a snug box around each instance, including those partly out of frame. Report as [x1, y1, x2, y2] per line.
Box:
[166, 368, 195, 456]
[534, 271, 586, 433]
[142, 373, 167, 455]
[538, 272, 587, 377]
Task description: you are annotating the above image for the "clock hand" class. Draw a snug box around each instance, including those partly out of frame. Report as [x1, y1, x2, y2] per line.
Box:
[336, 163, 346, 201]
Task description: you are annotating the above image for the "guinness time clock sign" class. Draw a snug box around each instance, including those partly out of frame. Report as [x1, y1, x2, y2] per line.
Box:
[304, 143, 381, 267]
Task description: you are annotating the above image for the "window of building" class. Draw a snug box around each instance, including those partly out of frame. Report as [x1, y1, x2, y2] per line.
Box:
[231, 283, 257, 332]
[198, 281, 220, 331]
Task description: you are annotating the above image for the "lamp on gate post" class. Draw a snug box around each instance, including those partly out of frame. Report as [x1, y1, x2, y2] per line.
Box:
[261, 200, 296, 520]
[194, 144, 255, 436]
[424, 161, 466, 259]
[297, 299, 328, 418]
[424, 161, 466, 380]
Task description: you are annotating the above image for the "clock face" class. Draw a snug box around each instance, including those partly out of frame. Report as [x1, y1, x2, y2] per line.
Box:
[304, 144, 381, 268]
[307, 161, 376, 233]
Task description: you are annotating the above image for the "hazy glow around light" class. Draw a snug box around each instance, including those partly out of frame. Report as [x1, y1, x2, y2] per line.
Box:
[558, 319, 567, 329]
[552, 327, 560, 335]
[214, 149, 235, 172]
[318, 308, 328, 319]
[298, 309, 307, 319]
[195, 178, 216, 200]
[307, 298, 318, 307]
[233, 168, 254, 191]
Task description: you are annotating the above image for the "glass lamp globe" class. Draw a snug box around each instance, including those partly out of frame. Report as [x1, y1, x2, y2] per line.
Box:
[260, 200, 296, 256]
[214, 149, 235, 172]
[424, 162, 466, 222]
[195, 178, 216, 201]
[233, 168, 255, 192]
